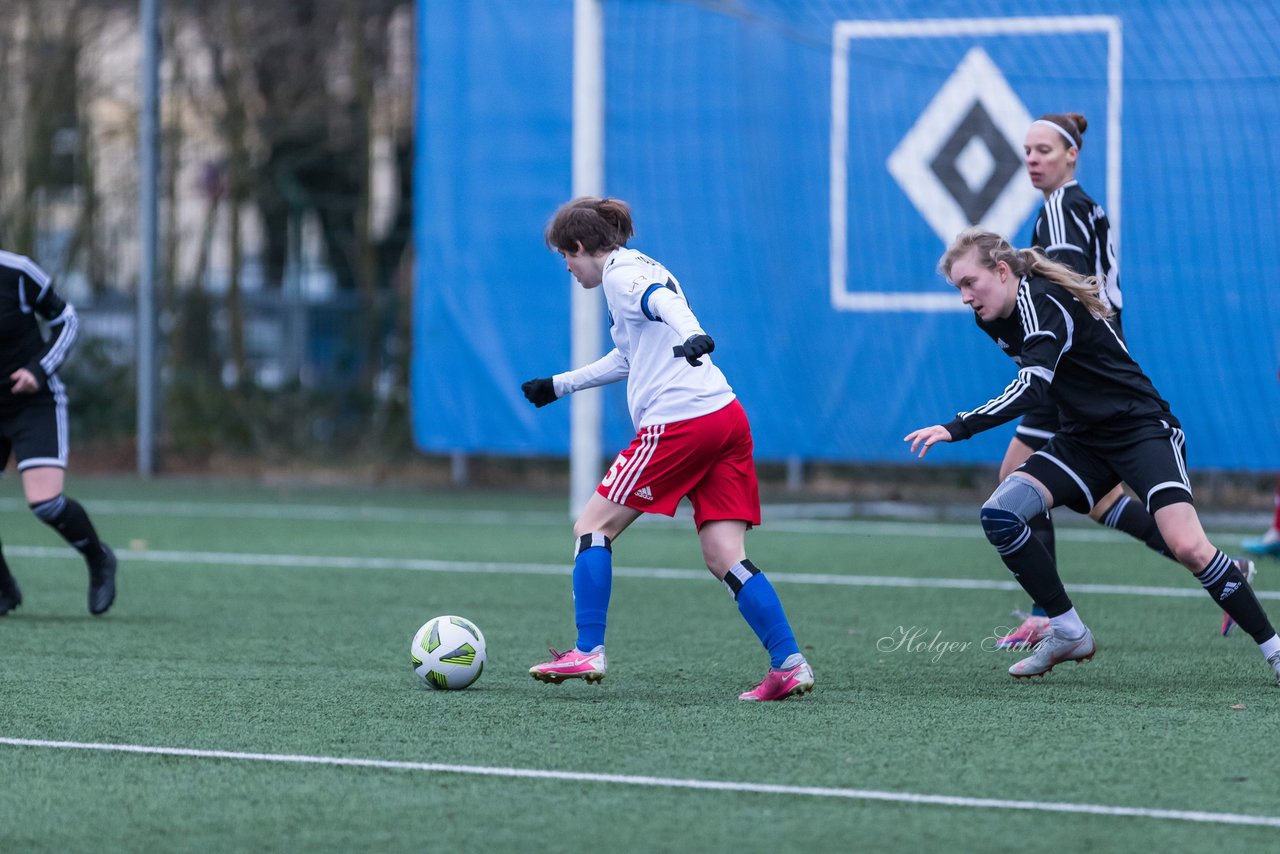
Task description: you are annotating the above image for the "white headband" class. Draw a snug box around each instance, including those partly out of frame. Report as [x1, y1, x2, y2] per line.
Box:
[1033, 119, 1079, 149]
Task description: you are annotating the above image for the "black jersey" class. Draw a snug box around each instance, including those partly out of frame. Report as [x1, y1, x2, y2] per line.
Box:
[943, 275, 1176, 444]
[1030, 181, 1121, 313]
[0, 250, 79, 409]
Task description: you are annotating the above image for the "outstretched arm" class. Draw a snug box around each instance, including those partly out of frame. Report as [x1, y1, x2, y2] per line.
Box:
[932, 366, 1053, 442]
[903, 425, 955, 459]
[522, 348, 629, 407]
[938, 286, 1071, 439]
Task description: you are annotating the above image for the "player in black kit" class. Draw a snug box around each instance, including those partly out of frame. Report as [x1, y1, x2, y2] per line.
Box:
[0, 249, 116, 616]
[995, 112, 1255, 646]
[905, 229, 1280, 684]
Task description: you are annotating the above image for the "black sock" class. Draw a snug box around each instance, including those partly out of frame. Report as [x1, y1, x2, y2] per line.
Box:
[0, 537, 13, 582]
[1028, 509, 1056, 564]
[981, 508, 1073, 616]
[1099, 495, 1171, 559]
[1196, 550, 1276, 644]
[30, 495, 103, 558]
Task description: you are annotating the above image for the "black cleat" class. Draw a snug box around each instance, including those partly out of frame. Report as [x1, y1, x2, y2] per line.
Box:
[87, 544, 117, 616]
[0, 574, 21, 616]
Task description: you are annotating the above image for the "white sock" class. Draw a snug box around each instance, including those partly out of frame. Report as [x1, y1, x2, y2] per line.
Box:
[1259, 634, 1280, 659]
[1050, 608, 1086, 638]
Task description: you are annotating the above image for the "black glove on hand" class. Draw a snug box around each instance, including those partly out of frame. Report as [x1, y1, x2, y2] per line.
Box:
[673, 333, 715, 367]
[521, 377, 559, 407]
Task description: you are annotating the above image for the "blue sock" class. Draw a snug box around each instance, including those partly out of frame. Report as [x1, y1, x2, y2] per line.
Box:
[573, 534, 612, 652]
[724, 560, 801, 668]
[1031, 604, 1048, 617]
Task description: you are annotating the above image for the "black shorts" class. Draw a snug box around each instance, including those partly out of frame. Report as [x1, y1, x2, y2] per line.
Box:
[1018, 421, 1192, 515]
[1013, 404, 1062, 452]
[0, 394, 68, 471]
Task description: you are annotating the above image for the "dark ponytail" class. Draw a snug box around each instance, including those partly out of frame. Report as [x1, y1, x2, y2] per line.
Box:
[545, 197, 635, 254]
[1036, 112, 1088, 150]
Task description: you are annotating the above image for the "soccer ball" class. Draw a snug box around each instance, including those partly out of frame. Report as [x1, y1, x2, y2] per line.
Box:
[411, 615, 487, 690]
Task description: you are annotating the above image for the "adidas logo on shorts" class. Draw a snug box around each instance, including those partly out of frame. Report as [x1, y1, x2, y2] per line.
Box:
[1220, 581, 1240, 601]
[634, 485, 654, 501]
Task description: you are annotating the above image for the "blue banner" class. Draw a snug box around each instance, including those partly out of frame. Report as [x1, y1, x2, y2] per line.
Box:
[414, 1, 1280, 470]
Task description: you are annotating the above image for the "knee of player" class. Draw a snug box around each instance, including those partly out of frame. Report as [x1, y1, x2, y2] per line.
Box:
[29, 494, 67, 523]
[701, 556, 735, 581]
[1161, 529, 1208, 567]
[980, 477, 1046, 549]
[572, 515, 614, 539]
[699, 542, 748, 581]
[1149, 494, 1209, 566]
[979, 505, 1025, 549]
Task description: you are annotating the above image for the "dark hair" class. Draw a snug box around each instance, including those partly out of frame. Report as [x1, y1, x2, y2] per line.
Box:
[1036, 112, 1088, 150]
[939, 228, 1112, 320]
[544, 197, 635, 254]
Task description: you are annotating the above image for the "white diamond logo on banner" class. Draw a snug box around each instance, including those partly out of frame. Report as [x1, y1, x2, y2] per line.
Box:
[886, 47, 1041, 243]
[955, 136, 996, 192]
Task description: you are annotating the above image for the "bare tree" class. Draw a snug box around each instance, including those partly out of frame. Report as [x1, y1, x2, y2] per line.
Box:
[1, 0, 419, 464]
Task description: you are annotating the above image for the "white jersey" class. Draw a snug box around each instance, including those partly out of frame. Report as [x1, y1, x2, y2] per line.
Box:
[553, 248, 736, 430]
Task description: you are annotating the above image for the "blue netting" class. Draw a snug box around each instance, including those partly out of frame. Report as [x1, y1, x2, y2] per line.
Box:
[415, 0, 1280, 469]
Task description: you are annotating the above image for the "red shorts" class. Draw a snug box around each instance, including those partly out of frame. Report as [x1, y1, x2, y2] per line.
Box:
[597, 399, 760, 529]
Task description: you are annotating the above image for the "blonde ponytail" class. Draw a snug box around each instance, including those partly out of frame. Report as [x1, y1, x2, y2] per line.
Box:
[939, 228, 1112, 320]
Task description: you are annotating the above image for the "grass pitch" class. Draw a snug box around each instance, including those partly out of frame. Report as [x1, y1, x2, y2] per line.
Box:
[0, 476, 1277, 851]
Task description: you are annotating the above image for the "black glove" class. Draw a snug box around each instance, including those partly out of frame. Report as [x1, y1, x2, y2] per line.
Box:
[672, 333, 715, 367]
[521, 377, 559, 407]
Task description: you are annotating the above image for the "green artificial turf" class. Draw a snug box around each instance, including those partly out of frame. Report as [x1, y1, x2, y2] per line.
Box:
[0, 476, 1276, 852]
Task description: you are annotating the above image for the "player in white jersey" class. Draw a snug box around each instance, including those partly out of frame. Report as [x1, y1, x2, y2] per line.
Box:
[521, 197, 813, 701]
[556, 246, 736, 431]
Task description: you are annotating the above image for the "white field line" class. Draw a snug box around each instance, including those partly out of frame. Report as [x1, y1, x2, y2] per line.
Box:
[1, 737, 1276, 829]
[0, 497, 563, 527]
[6, 545, 1278, 601]
[0, 497, 1255, 542]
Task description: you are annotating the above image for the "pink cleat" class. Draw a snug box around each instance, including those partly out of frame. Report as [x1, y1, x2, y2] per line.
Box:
[529, 646, 607, 684]
[739, 655, 815, 701]
[995, 613, 1051, 650]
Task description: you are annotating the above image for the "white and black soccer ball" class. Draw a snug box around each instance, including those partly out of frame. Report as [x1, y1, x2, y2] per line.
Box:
[411, 615, 487, 690]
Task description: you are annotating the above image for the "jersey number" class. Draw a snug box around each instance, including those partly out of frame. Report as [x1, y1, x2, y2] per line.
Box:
[600, 453, 628, 488]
